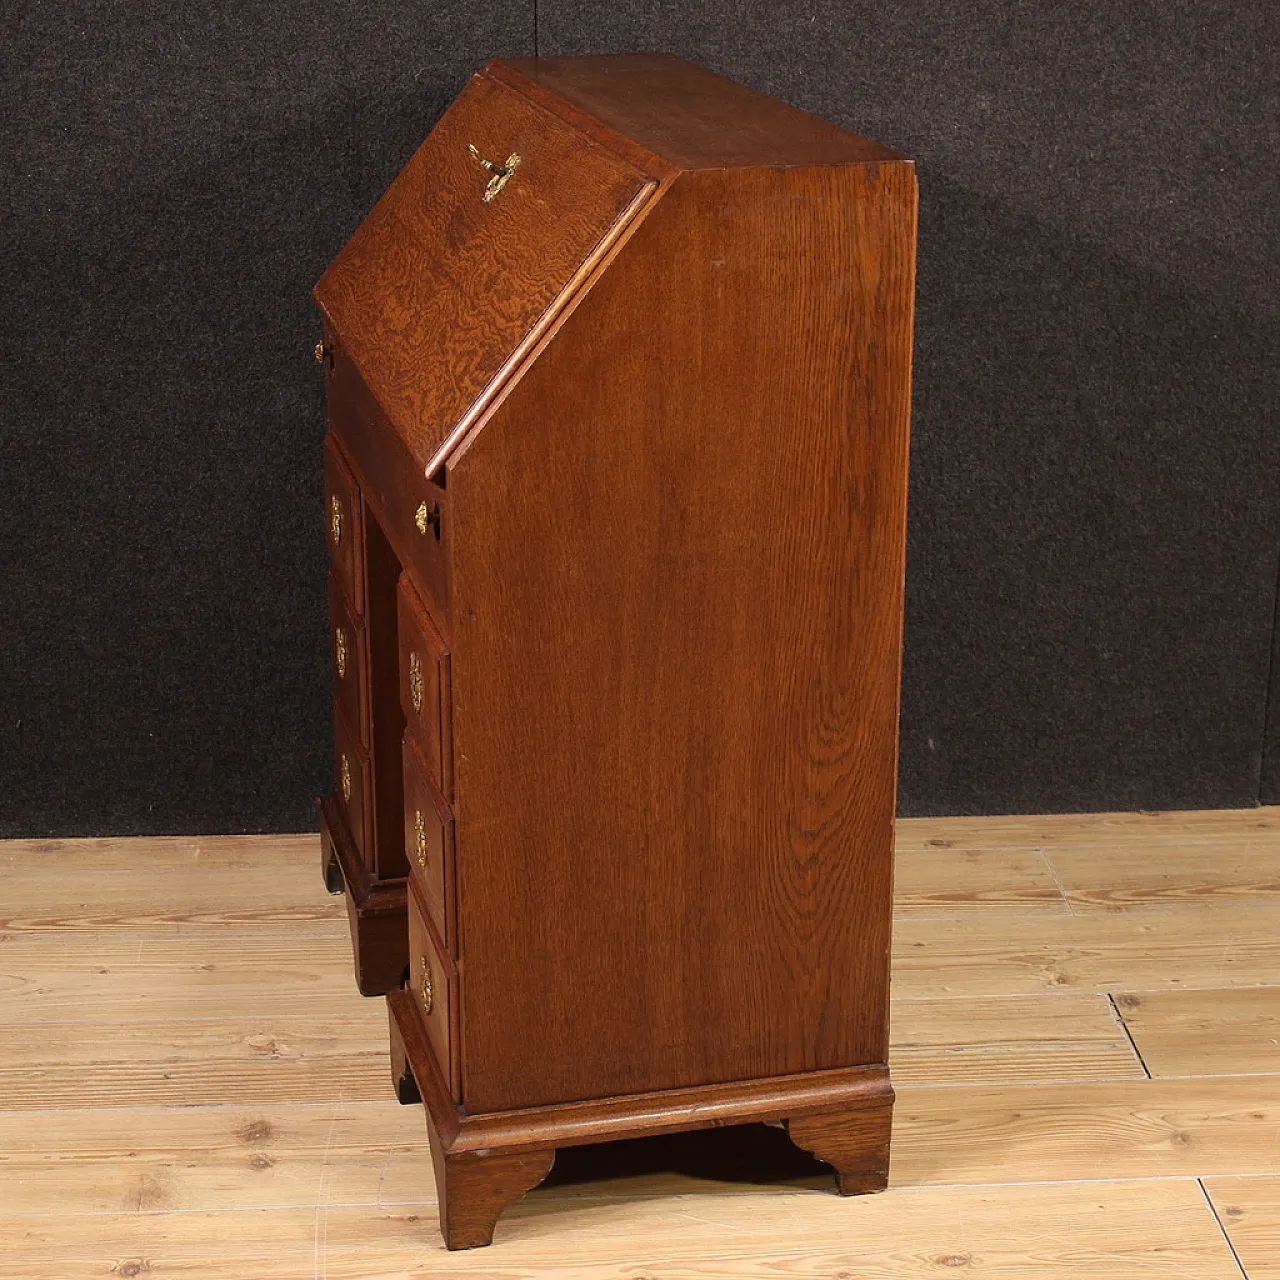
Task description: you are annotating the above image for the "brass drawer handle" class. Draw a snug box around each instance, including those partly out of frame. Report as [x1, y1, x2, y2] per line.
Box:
[330, 495, 343, 548]
[334, 627, 347, 679]
[467, 145, 521, 202]
[419, 956, 434, 1013]
[409, 651, 424, 713]
[414, 809, 428, 870]
[341, 754, 352, 803]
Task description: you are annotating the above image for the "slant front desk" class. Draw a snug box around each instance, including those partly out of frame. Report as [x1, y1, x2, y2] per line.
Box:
[314, 53, 916, 1249]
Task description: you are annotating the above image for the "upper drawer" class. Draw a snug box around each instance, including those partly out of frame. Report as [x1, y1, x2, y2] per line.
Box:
[313, 72, 655, 471]
[323, 435, 364, 616]
[397, 575, 453, 802]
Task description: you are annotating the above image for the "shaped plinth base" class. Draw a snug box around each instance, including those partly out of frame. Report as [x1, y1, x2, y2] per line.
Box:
[387, 989, 893, 1249]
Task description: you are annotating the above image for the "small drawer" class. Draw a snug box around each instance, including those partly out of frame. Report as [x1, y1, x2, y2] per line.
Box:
[402, 734, 454, 951]
[397, 574, 453, 800]
[408, 877, 459, 1100]
[323, 433, 365, 616]
[328, 575, 369, 746]
[333, 709, 372, 867]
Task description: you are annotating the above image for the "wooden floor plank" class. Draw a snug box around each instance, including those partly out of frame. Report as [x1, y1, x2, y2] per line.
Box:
[0, 834, 341, 931]
[892, 1075, 1280, 1185]
[889, 992, 1144, 1084]
[0, 1014, 389, 1109]
[1047, 839, 1280, 910]
[1205, 1175, 1280, 1280]
[1113, 986, 1280, 1077]
[891, 844, 1068, 916]
[894, 806, 1280, 852]
[892, 904, 1280, 996]
[0, 929, 364, 1021]
[0, 1180, 1245, 1279]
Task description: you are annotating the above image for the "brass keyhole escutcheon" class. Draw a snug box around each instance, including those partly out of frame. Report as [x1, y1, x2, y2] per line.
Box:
[419, 956, 434, 1013]
[414, 809, 428, 870]
[409, 651, 424, 713]
[335, 627, 347, 679]
[467, 144, 521, 202]
[340, 754, 352, 803]
[330, 495, 343, 548]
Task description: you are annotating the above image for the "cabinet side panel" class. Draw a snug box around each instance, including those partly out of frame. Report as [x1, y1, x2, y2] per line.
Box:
[451, 162, 917, 1112]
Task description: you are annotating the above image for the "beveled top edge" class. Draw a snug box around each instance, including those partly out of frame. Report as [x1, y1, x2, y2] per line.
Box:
[493, 52, 908, 172]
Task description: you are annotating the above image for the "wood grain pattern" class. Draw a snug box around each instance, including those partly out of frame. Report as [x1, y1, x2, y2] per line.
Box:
[1, 812, 1278, 1272]
[496, 54, 906, 171]
[893, 806, 1280, 851]
[1204, 1175, 1280, 1279]
[1048, 837, 1280, 909]
[0, 1181, 1245, 1278]
[450, 157, 916, 1112]
[892, 903, 1280, 996]
[889, 992, 1145, 1084]
[314, 72, 652, 472]
[1114, 986, 1280, 1076]
[892, 843, 1067, 916]
[892, 1075, 1280, 1184]
[0, 1014, 387, 1109]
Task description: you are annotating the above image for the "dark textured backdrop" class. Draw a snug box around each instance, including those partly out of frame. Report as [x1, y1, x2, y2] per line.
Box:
[3, 2, 1277, 835]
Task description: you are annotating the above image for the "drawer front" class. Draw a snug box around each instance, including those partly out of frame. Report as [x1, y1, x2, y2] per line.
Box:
[323, 434, 364, 615]
[407, 878, 459, 1100]
[333, 709, 372, 866]
[328, 575, 368, 746]
[402, 734, 454, 951]
[314, 71, 653, 472]
[397, 574, 453, 800]
[324, 348, 451, 631]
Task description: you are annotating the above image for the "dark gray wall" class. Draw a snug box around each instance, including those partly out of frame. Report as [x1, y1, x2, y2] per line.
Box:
[3, 3, 1277, 835]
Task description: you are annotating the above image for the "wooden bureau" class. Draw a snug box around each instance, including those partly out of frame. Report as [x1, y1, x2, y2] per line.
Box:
[313, 53, 916, 1249]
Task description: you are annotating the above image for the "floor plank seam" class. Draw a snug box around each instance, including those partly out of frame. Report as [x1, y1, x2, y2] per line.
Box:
[1106, 992, 1153, 1078]
[1199, 1177, 1253, 1279]
[1034, 846, 1078, 915]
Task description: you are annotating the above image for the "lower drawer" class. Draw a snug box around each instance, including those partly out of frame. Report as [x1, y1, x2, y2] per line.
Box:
[402, 734, 454, 952]
[333, 709, 372, 867]
[407, 877, 459, 1101]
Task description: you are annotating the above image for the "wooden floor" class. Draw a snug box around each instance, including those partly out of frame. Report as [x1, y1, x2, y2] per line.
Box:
[2, 810, 1278, 1277]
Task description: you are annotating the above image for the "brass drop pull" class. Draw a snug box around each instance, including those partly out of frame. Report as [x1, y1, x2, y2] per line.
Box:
[419, 956, 434, 1013]
[340, 754, 352, 802]
[409, 651, 424, 713]
[334, 627, 347, 679]
[314, 340, 333, 368]
[414, 809, 428, 870]
[330, 495, 343, 548]
[467, 144, 521, 202]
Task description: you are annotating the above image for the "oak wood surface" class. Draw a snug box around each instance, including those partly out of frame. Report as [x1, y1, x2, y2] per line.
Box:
[496, 54, 905, 170]
[450, 156, 916, 1113]
[314, 71, 653, 473]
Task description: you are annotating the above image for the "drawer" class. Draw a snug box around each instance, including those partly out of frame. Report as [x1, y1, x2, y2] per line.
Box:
[328, 574, 369, 746]
[333, 709, 372, 866]
[324, 348, 452, 631]
[407, 876, 459, 1101]
[402, 734, 454, 950]
[397, 574, 453, 800]
[323, 433, 364, 615]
